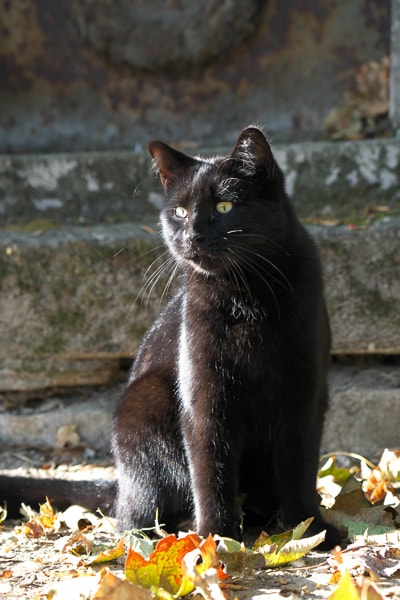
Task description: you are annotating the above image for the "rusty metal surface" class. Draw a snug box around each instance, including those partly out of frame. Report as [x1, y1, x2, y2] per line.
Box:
[0, 0, 390, 152]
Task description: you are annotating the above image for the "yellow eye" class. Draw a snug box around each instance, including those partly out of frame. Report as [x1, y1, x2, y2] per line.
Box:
[175, 206, 188, 218]
[216, 201, 233, 214]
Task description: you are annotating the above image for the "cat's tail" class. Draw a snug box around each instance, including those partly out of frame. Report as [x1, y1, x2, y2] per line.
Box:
[0, 474, 116, 518]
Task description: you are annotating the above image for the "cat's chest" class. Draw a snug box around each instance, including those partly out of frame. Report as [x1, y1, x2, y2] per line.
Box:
[182, 299, 268, 368]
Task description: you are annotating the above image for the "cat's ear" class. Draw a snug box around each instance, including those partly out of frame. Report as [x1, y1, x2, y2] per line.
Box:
[148, 141, 197, 189]
[231, 126, 274, 174]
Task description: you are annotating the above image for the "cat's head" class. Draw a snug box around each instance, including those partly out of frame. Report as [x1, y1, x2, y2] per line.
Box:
[148, 126, 288, 278]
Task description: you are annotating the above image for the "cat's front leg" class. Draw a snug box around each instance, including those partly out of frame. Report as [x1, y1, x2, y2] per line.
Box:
[179, 403, 240, 538]
[179, 325, 240, 538]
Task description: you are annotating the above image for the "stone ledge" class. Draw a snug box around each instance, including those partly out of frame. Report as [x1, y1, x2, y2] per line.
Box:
[323, 363, 400, 457]
[1, 138, 399, 226]
[0, 217, 399, 392]
[0, 365, 398, 459]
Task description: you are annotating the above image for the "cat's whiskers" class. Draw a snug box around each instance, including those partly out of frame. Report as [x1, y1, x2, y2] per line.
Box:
[223, 254, 252, 308]
[160, 262, 180, 304]
[227, 242, 293, 293]
[226, 247, 281, 319]
[119, 243, 166, 268]
[225, 231, 290, 256]
[142, 257, 177, 308]
[126, 253, 177, 321]
[141, 248, 171, 282]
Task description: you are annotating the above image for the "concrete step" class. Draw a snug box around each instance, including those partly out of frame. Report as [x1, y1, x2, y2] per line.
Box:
[0, 363, 398, 460]
[1, 139, 399, 225]
[1, 217, 399, 394]
[0, 138, 399, 393]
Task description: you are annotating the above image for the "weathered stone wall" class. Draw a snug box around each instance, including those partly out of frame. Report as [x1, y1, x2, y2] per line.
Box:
[0, 0, 389, 152]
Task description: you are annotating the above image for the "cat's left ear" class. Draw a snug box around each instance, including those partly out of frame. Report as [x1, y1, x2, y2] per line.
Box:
[231, 126, 274, 175]
[148, 141, 197, 189]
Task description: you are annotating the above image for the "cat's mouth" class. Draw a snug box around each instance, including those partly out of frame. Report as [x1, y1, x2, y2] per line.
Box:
[182, 249, 226, 276]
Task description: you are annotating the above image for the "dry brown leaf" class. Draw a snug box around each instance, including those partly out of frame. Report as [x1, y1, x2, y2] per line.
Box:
[55, 425, 81, 449]
[92, 569, 154, 600]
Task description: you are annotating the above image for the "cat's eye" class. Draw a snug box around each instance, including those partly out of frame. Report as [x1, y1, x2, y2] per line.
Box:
[174, 206, 188, 218]
[216, 201, 233, 214]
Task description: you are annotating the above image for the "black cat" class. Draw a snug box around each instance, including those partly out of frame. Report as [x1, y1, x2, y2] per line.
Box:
[0, 127, 339, 549]
[112, 126, 340, 549]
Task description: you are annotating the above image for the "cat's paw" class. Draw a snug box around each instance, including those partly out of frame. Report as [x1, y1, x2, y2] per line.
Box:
[196, 518, 241, 540]
[310, 520, 341, 551]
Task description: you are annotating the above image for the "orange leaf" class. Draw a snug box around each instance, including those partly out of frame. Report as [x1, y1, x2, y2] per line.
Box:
[1, 570, 13, 579]
[38, 497, 56, 528]
[25, 497, 57, 536]
[125, 533, 200, 594]
[125, 533, 227, 596]
[362, 469, 391, 504]
[178, 534, 229, 597]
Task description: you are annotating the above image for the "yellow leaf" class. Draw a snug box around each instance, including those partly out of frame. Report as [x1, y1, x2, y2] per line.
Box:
[328, 569, 361, 600]
[328, 570, 386, 600]
[89, 538, 125, 564]
[257, 528, 325, 567]
[0, 504, 7, 524]
[39, 497, 57, 528]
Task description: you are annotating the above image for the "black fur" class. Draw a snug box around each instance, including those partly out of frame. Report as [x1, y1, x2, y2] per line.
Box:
[112, 127, 340, 549]
[0, 475, 115, 517]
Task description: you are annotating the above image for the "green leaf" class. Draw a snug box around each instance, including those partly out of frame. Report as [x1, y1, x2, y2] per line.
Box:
[319, 457, 352, 485]
[343, 520, 397, 541]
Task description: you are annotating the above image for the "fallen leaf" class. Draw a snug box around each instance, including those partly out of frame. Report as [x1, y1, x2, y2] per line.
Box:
[141, 225, 157, 235]
[60, 530, 93, 556]
[0, 504, 7, 524]
[0, 570, 13, 579]
[253, 518, 326, 567]
[328, 569, 366, 600]
[177, 534, 229, 597]
[18, 498, 59, 537]
[93, 569, 154, 600]
[88, 538, 125, 564]
[319, 457, 352, 485]
[55, 424, 81, 449]
[344, 521, 395, 540]
[125, 533, 227, 596]
[362, 449, 400, 505]
[364, 205, 390, 215]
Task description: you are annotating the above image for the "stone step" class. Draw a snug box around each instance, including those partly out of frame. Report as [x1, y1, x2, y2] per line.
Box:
[1, 139, 399, 225]
[0, 138, 399, 393]
[0, 363, 398, 460]
[1, 217, 399, 394]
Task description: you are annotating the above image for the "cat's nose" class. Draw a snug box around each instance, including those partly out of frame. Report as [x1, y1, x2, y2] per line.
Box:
[186, 230, 204, 248]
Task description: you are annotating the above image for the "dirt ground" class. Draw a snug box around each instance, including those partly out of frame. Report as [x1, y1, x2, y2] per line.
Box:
[1, 447, 400, 599]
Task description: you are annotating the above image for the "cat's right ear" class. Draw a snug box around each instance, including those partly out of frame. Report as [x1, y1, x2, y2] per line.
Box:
[148, 142, 196, 189]
[231, 126, 275, 177]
